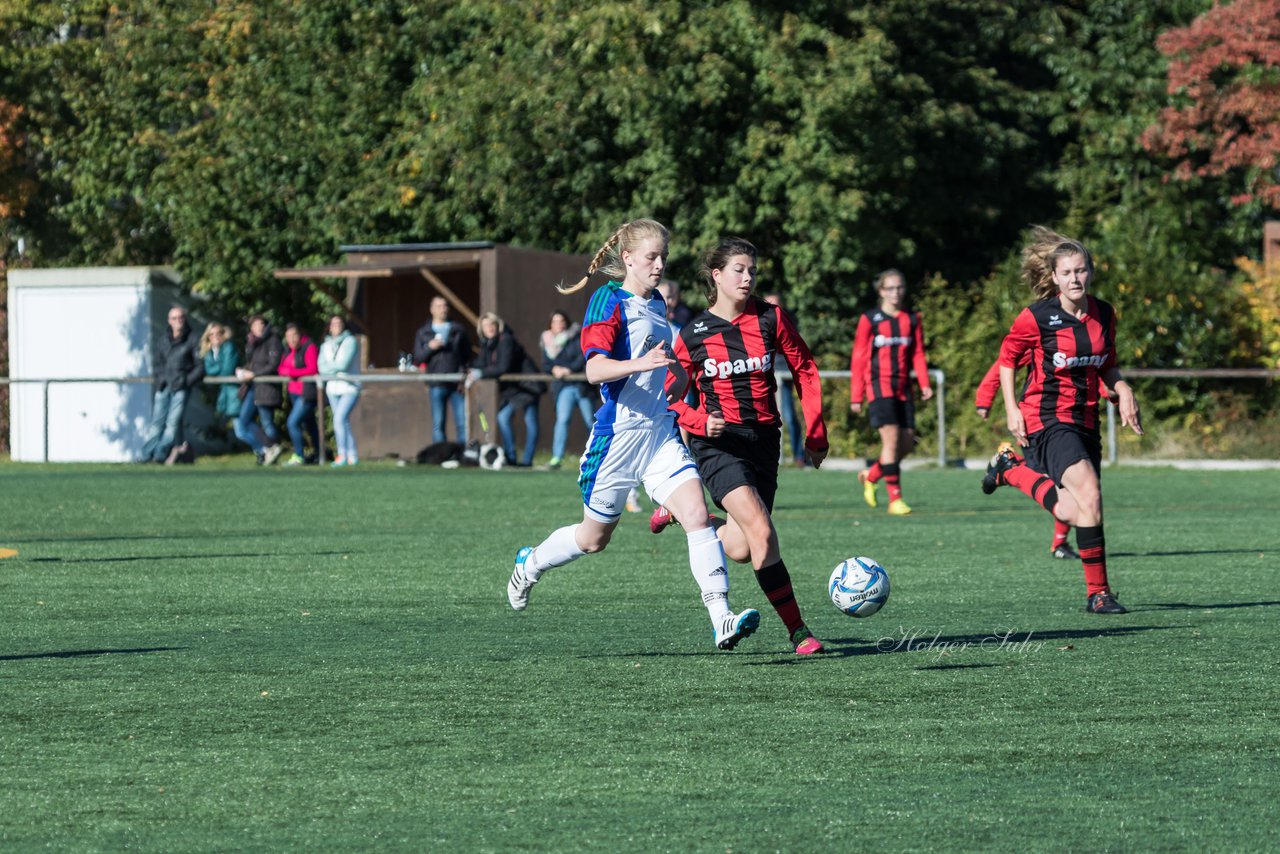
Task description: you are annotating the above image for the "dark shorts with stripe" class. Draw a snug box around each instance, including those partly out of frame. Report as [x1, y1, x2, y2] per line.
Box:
[1025, 422, 1102, 486]
[867, 397, 915, 430]
[688, 424, 781, 512]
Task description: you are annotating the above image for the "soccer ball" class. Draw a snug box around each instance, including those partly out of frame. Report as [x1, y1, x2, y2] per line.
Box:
[829, 556, 890, 617]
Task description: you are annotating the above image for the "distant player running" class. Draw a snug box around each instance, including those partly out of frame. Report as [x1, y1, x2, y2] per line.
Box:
[975, 356, 1119, 561]
[981, 227, 1143, 614]
[506, 218, 761, 651]
[652, 237, 830, 654]
[849, 270, 933, 515]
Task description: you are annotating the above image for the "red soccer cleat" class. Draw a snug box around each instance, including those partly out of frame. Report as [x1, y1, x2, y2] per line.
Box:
[649, 505, 673, 534]
[791, 626, 825, 655]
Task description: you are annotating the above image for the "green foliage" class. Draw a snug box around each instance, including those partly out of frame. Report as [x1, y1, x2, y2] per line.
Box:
[2, 0, 1276, 451]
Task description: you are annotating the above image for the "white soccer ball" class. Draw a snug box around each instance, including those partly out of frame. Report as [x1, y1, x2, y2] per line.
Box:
[829, 556, 890, 617]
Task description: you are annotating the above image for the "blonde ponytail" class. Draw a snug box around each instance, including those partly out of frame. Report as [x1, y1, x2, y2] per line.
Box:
[557, 218, 669, 294]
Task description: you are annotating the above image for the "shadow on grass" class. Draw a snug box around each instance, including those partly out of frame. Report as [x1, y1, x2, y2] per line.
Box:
[15, 529, 316, 545]
[1134, 600, 1280, 611]
[580, 625, 1182, 663]
[1, 646, 186, 662]
[26, 550, 355, 564]
[1111, 548, 1269, 557]
[733, 624, 1184, 665]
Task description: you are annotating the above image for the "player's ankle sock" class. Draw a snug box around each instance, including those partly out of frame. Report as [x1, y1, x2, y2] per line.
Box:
[882, 463, 902, 502]
[1076, 525, 1109, 595]
[1003, 465, 1059, 513]
[687, 527, 731, 620]
[755, 560, 804, 635]
[1052, 519, 1071, 550]
[865, 461, 883, 483]
[528, 525, 586, 579]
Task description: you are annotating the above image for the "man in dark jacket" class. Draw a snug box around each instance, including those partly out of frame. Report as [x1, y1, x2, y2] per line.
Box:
[414, 296, 473, 443]
[468, 313, 544, 467]
[140, 306, 205, 463]
[233, 315, 285, 465]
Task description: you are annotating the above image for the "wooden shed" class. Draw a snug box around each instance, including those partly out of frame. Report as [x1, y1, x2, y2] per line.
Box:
[275, 242, 594, 461]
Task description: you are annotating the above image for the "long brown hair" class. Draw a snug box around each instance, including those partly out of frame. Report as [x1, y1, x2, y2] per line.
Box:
[698, 237, 757, 306]
[558, 218, 670, 294]
[1021, 226, 1093, 301]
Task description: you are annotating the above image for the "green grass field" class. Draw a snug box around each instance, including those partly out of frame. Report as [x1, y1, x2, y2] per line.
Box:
[2, 461, 1277, 852]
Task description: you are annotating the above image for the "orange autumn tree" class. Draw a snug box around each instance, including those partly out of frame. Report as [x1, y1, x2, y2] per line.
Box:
[0, 98, 33, 220]
[1142, 0, 1280, 208]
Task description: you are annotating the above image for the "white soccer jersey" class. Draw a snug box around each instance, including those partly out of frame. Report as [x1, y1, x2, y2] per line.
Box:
[579, 282, 675, 434]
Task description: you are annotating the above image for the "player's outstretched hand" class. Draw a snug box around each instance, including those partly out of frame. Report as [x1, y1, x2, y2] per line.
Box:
[1119, 387, 1143, 436]
[849, 401, 862, 415]
[807, 446, 828, 470]
[636, 346, 674, 374]
[921, 387, 934, 401]
[976, 406, 990, 421]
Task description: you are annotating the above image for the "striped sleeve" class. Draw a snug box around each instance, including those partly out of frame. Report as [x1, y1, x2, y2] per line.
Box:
[849, 314, 872, 405]
[580, 284, 623, 360]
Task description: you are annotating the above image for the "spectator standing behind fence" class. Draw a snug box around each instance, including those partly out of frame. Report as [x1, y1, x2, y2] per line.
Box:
[763, 293, 807, 467]
[200, 323, 242, 425]
[234, 315, 285, 466]
[319, 314, 361, 467]
[279, 323, 320, 466]
[468, 312, 544, 467]
[414, 295, 472, 444]
[140, 306, 204, 464]
[541, 310, 593, 470]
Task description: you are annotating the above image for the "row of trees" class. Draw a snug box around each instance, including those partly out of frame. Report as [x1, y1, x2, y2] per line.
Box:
[1, 0, 1277, 454]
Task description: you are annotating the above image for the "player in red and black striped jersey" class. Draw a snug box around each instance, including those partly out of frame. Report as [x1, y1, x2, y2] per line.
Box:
[982, 227, 1143, 615]
[659, 237, 831, 655]
[849, 269, 933, 515]
[975, 356, 1118, 561]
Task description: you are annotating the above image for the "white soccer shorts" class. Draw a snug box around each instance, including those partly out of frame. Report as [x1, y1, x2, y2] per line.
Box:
[577, 420, 700, 523]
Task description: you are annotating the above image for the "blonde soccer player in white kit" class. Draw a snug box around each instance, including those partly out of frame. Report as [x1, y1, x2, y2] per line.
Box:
[506, 218, 760, 650]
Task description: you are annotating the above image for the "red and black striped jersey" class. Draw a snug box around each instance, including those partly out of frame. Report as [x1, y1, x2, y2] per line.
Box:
[849, 309, 930, 403]
[974, 355, 1114, 411]
[998, 295, 1117, 434]
[667, 298, 828, 452]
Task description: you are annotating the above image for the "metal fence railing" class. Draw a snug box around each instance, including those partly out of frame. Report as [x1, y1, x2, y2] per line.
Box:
[0, 369, 949, 466]
[1103, 368, 1280, 464]
[9, 367, 1278, 465]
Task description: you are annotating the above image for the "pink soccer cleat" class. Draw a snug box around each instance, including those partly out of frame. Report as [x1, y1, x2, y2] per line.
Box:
[649, 505, 673, 534]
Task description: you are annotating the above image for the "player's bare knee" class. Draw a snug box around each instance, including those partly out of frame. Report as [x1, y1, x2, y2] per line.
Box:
[578, 529, 612, 553]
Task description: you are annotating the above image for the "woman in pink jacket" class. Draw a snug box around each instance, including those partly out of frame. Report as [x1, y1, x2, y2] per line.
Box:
[279, 323, 320, 465]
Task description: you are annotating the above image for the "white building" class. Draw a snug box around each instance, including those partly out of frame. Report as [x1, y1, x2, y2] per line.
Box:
[7, 266, 204, 462]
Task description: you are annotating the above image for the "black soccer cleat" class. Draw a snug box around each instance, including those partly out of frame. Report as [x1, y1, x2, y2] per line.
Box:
[1052, 544, 1081, 560]
[981, 443, 1022, 495]
[1085, 589, 1128, 614]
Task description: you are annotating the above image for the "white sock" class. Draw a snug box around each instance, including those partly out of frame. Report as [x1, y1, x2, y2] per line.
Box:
[686, 526, 731, 620]
[528, 525, 586, 579]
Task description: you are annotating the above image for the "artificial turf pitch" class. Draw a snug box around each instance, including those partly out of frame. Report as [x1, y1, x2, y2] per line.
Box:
[1, 462, 1277, 851]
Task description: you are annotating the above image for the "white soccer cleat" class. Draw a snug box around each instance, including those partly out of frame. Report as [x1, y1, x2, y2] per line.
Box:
[714, 608, 761, 650]
[507, 546, 537, 611]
